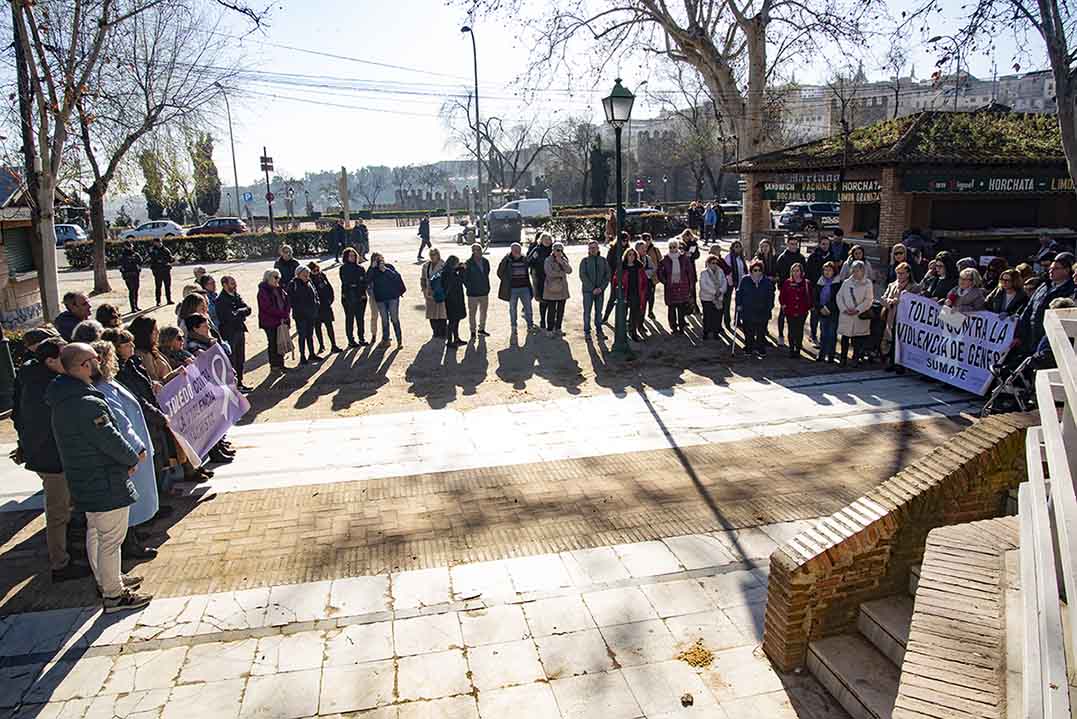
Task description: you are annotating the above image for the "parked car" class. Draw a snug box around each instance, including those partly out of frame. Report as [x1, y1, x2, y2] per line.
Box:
[499, 198, 551, 220]
[776, 202, 840, 232]
[186, 217, 248, 236]
[54, 224, 88, 247]
[486, 209, 522, 245]
[120, 220, 186, 241]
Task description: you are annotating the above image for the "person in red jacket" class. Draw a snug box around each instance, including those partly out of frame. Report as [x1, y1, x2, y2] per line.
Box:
[257, 268, 292, 372]
[617, 248, 651, 341]
[779, 262, 813, 358]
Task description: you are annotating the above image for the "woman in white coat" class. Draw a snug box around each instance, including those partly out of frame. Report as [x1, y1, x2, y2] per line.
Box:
[699, 254, 728, 340]
[836, 260, 875, 367]
[91, 339, 158, 557]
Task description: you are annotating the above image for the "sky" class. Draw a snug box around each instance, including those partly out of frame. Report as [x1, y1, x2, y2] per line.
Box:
[208, 0, 1042, 184]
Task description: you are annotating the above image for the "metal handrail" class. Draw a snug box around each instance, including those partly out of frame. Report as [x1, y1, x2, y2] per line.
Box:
[1022, 308, 1077, 716]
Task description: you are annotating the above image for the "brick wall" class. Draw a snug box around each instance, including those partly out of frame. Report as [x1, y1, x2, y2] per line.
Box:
[763, 412, 1036, 671]
[741, 174, 770, 255]
[877, 167, 910, 253]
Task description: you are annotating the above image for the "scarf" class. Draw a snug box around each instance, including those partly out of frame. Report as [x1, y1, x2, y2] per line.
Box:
[669, 250, 682, 284]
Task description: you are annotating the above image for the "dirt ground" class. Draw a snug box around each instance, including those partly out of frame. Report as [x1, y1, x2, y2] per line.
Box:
[27, 222, 840, 435]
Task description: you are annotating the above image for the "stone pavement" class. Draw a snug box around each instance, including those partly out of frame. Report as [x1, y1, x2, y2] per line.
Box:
[0, 525, 849, 719]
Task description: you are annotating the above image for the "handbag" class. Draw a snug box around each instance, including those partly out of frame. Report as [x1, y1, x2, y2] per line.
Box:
[276, 323, 294, 358]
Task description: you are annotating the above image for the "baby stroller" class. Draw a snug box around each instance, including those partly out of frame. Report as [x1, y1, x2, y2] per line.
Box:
[981, 348, 1039, 416]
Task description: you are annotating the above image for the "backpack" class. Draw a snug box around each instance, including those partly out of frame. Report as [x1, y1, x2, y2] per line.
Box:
[429, 269, 447, 303]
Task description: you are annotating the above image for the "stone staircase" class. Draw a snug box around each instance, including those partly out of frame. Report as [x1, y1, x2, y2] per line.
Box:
[805, 566, 920, 719]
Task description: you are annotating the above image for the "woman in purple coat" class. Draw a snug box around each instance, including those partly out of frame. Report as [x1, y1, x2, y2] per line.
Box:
[657, 236, 697, 334]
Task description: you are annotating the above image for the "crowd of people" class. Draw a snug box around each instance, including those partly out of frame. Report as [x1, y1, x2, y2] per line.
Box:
[14, 267, 248, 612]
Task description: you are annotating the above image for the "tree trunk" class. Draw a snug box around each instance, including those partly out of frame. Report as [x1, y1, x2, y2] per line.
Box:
[35, 175, 60, 321]
[89, 183, 111, 294]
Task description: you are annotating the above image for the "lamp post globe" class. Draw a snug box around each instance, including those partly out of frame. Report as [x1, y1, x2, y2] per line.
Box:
[602, 78, 635, 360]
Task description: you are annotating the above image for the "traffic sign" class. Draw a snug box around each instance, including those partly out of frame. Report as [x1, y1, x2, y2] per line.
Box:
[260, 155, 274, 171]
[265, 192, 275, 202]
[635, 178, 644, 190]
[243, 192, 253, 202]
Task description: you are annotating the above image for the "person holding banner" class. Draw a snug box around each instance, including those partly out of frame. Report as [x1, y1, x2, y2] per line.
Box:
[880, 262, 921, 373]
[1013, 256, 1075, 359]
[837, 261, 875, 367]
[924, 252, 959, 301]
[945, 269, 987, 313]
[985, 270, 1029, 317]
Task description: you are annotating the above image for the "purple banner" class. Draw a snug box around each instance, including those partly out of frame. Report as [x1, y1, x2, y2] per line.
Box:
[158, 343, 250, 460]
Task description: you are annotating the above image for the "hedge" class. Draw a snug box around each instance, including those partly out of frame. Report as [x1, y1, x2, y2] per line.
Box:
[64, 230, 332, 269]
[542, 212, 687, 244]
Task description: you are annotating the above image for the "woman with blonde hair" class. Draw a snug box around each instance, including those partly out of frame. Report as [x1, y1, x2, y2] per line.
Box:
[420, 247, 448, 339]
[880, 262, 922, 372]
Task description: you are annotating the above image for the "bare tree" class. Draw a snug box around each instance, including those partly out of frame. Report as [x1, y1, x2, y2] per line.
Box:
[826, 65, 862, 197]
[10, 0, 267, 318]
[355, 166, 391, 210]
[77, 2, 235, 292]
[459, 0, 877, 163]
[392, 164, 416, 204]
[442, 94, 556, 191]
[883, 42, 910, 119]
[551, 117, 597, 204]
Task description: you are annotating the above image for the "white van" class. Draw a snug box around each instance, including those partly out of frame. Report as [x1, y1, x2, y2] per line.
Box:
[499, 198, 551, 219]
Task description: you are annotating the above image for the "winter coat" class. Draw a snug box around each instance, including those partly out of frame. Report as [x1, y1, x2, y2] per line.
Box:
[923, 274, 957, 301]
[148, 244, 174, 273]
[95, 380, 156, 526]
[421, 260, 447, 320]
[53, 310, 82, 342]
[830, 240, 850, 264]
[726, 254, 748, 290]
[699, 266, 728, 306]
[418, 217, 430, 240]
[1018, 278, 1076, 350]
[606, 240, 628, 276]
[704, 206, 717, 226]
[579, 254, 611, 294]
[838, 256, 873, 283]
[275, 256, 301, 286]
[947, 287, 986, 313]
[445, 265, 467, 322]
[311, 273, 336, 323]
[985, 287, 1029, 316]
[13, 359, 63, 474]
[115, 354, 171, 479]
[640, 254, 658, 283]
[604, 215, 617, 242]
[464, 256, 491, 297]
[814, 277, 842, 319]
[736, 275, 774, 325]
[805, 247, 829, 284]
[779, 278, 813, 319]
[352, 224, 370, 254]
[257, 281, 291, 330]
[880, 279, 922, 350]
[527, 243, 552, 301]
[327, 224, 346, 252]
[775, 249, 807, 283]
[46, 375, 140, 514]
[185, 334, 216, 357]
[118, 249, 142, 278]
[644, 244, 663, 271]
[682, 235, 701, 263]
[289, 277, 320, 322]
[543, 254, 572, 301]
[618, 263, 649, 311]
[369, 264, 405, 303]
[216, 290, 252, 338]
[340, 261, 368, 309]
[755, 250, 778, 280]
[836, 275, 875, 337]
[657, 252, 697, 305]
[496, 254, 530, 302]
[135, 348, 180, 384]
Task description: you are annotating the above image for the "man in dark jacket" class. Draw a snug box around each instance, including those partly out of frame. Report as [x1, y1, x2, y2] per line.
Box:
[417, 215, 431, 261]
[340, 249, 369, 347]
[54, 292, 92, 341]
[602, 232, 630, 324]
[216, 275, 252, 392]
[1014, 256, 1076, 356]
[464, 243, 491, 338]
[496, 243, 534, 332]
[327, 221, 346, 263]
[118, 243, 143, 312]
[48, 343, 151, 612]
[14, 335, 90, 582]
[350, 220, 370, 258]
[527, 234, 554, 330]
[775, 235, 807, 342]
[147, 238, 174, 305]
[579, 240, 611, 337]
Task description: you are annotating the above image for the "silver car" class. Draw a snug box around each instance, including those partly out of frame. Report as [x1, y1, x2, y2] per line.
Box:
[54, 224, 88, 247]
[120, 220, 186, 240]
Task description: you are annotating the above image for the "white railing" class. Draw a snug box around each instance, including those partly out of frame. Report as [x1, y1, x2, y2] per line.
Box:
[1023, 307, 1077, 718]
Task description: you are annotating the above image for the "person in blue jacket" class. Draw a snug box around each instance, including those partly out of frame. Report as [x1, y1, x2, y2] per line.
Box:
[737, 259, 775, 357]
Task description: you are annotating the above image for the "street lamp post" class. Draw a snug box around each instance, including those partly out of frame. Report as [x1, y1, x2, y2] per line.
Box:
[603, 78, 636, 360]
[214, 82, 241, 218]
[929, 35, 962, 111]
[461, 26, 483, 242]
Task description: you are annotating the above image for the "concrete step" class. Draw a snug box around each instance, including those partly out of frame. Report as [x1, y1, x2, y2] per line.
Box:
[858, 595, 914, 667]
[808, 634, 900, 719]
[908, 562, 921, 597]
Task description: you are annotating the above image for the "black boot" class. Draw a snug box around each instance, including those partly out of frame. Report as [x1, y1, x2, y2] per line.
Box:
[122, 532, 158, 560]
